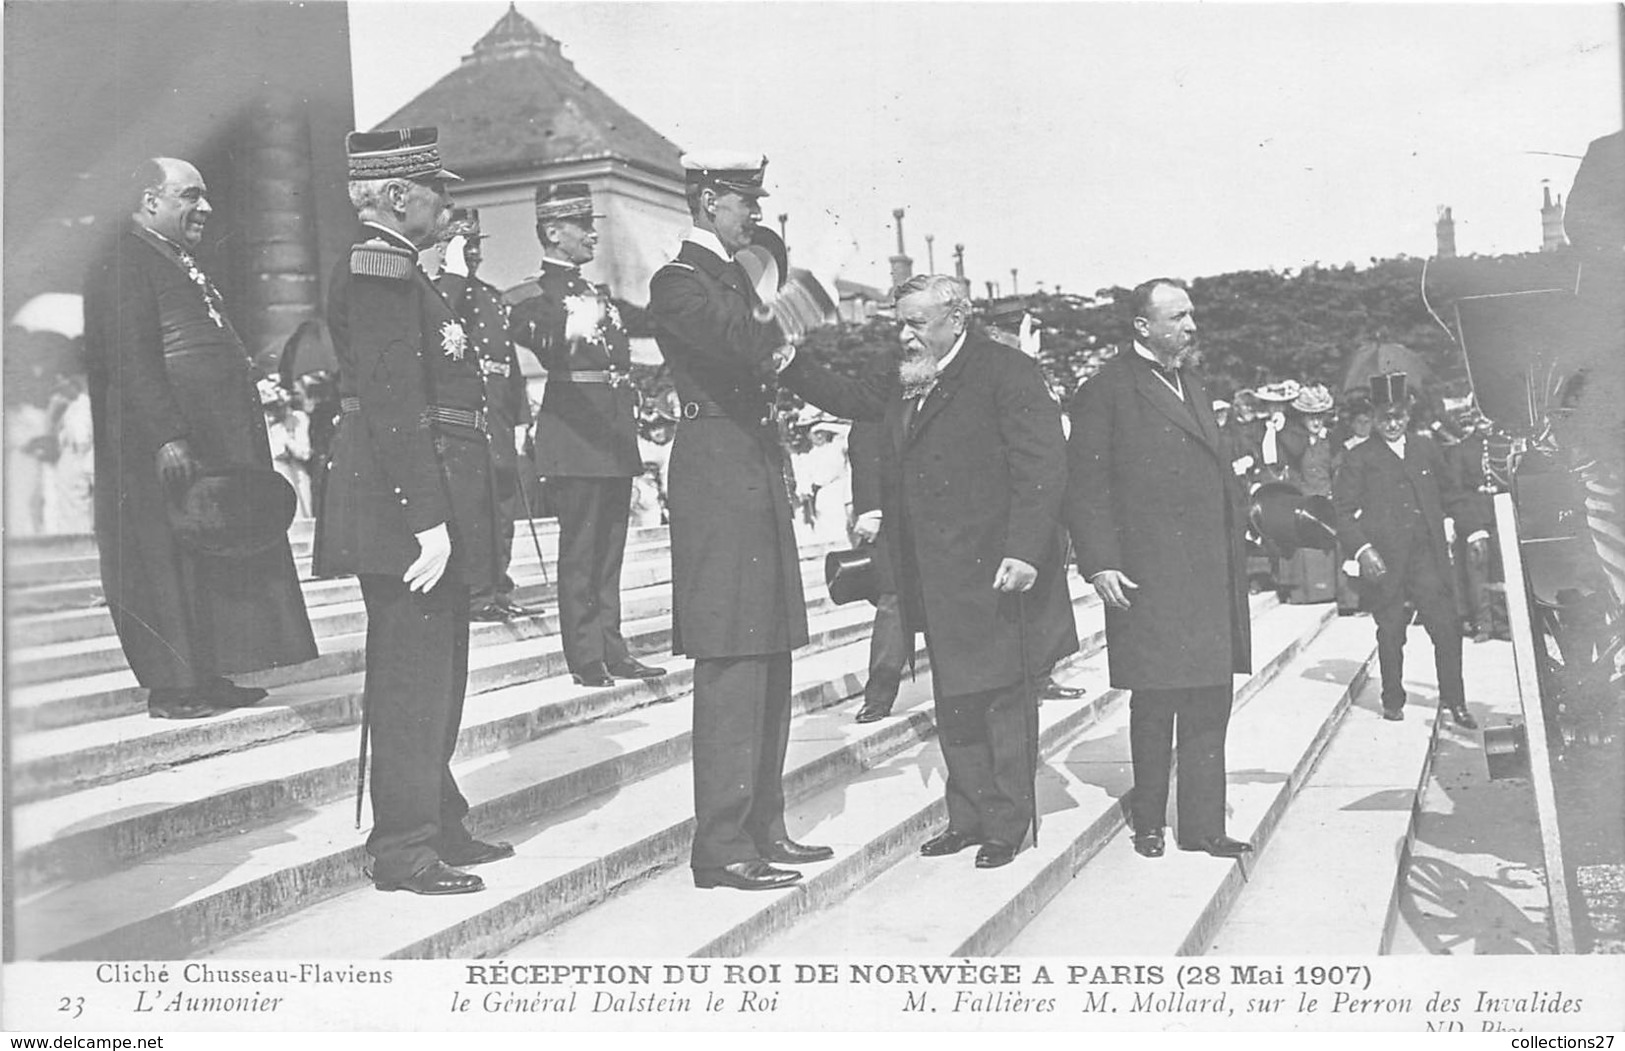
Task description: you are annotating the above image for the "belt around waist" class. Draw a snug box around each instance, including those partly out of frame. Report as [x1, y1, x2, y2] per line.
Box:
[554, 370, 631, 386]
[680, 401, 773, 427]
[340, 397, 488, 435]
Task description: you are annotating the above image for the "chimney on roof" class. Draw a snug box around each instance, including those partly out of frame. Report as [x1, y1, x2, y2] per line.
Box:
[889, 207, 914, 288]
[1541, 183, 1567, 252]
[1435, 205, 1456, 259]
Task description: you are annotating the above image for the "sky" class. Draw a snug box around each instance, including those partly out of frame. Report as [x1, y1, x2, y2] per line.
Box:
[351, 1, 1622, 297]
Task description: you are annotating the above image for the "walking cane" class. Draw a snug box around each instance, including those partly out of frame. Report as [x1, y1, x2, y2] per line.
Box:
[354, 698, 370, 829]
[1017, 591, 1040, 847]
[515, 437, 550, 588]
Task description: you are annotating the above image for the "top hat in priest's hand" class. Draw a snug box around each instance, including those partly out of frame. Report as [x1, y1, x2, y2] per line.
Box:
[169, 467, 298, 559]
[1248, 481, 1338, 557]
[825, 547, 879, 606]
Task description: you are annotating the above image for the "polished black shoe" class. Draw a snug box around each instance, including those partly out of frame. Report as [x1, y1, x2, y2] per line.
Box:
[470, 604, 512, 623]
[375, 860, 484, 895]
[1178, 835, 1254, 858]
[855, 671, 900, 723]
[570, 661, 616, 688]
[1448, 705, 1479, 730]
[975, 842, 1017, 869]
[1132, 827, 1166, 858]
[1381, 707, 1405, 722]
[854, 701, 892, 724]
[148, 692, 223, 720]
[440, 839, 515, 867]
[919, 829, 982, 857]
[606, 657, 667, 680]
[759, 838, 834, 864]
[1040, 677, 1087, 700]
[204, 678, 268, 708]
[692, 859, 802, 890]
[498, 598, 540, 617]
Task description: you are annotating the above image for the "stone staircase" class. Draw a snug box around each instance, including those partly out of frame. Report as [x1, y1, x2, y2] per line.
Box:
[8, 518, 1494, 961]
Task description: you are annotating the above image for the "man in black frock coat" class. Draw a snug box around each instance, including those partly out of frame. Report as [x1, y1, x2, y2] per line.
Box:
[1332, 373, 1477, 729]
[83, 157, 316, 720]
[1065, 279, 1254, 860]
[317, 128, 512, 896]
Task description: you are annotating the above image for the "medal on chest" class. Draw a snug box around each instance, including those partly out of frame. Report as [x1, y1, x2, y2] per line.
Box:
[440, 320, 468, 361]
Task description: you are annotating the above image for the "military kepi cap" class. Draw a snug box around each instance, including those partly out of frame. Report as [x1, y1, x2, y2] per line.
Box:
[535, 183, 600, 223]
[446, 207, 484, 240]
[1370, 372, 1410, 408]
[681, 151, 769, 197]
[346, 127, 461, 182]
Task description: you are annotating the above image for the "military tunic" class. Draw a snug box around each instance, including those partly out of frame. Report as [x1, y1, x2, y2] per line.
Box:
[317, 222, 495, 882]
[507, 259, 641, 671]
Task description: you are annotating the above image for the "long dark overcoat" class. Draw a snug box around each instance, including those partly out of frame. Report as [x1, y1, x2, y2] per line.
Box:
[1065, 352, 1251, 690]
[83, 224, 315, 687]
[647, 240, 803, 658]
[789, 334, 1078, 697]
[315, 227, 494, 584]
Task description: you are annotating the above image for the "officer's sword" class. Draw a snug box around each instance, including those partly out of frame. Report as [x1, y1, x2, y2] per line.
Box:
[515, 446, 550, 588]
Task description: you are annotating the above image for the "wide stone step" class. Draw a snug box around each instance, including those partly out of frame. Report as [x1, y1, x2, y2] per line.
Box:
[6, 518, 317, 564]
[1204, 633, 1514, 955]
[4, 528, 670, 648]
[526, 596, 1314, 960]
[13, 590, 976, 961]
[6, 535, 674, 686]
[195, 587, 1105, 962]
[3, 521, 664, 617]
[992, 614, 1376, 957]
[8, 552, 844, 801]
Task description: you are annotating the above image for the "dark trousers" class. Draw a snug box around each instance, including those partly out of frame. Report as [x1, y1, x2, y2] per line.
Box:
[1129, 684, 1233, 843]
[868, 591, 907, 680]
[1372, 538, 1465, 712]
[690, 652, 792, 869]
[471, 459, 519, 608]
[359, 573, 474, 883]
[551, 476, 633, 671]
[1454, 533, 1497, 635]
[937, 681, 1035, 848]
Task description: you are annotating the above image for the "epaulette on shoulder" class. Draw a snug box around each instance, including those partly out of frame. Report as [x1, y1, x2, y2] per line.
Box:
[656, 260, 696, 276]
[350, 240, 414, 280]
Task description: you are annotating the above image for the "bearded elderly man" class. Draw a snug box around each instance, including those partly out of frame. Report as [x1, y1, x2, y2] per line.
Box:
[1065, 278, 1253, 861]
[789, 274, 1078, 868]
[318, 128, 511, 897]
[83, 158, 316, 721]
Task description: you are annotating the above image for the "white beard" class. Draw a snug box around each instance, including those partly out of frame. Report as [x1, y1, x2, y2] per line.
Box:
[898, 352, 940, 400]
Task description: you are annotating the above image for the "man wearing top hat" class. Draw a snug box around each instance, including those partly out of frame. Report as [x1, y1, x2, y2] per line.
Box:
[647, 151, 852, 890]
[1332, 372, 1477, 729]
[317, 127, 513, 897]
[82, 157, 316, 721]
[1065, 278, 1254, 861]
[435, 208, 531, 622]
[505, 183, 666, 688]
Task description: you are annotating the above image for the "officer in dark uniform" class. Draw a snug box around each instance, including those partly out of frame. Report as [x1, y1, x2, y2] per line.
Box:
[1333, 372, 1477, 729]
[435, 208, 532, 621]
[506, 184, 666, 688]
[317, 128, 513, 896]
[647, 152, 839, 891]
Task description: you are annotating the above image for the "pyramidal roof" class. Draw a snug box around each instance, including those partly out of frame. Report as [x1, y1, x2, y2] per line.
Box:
[374, 4, 681, 180]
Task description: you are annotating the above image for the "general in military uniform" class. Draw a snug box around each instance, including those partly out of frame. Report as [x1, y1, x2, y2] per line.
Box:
[646, 152, 837, 891]
[435, 207, 532, 621]
[506, 183, 666, 687]
[316, 128, 512, 897]
[1333, 372, 1477, 729]
[83, 157, 316, 720]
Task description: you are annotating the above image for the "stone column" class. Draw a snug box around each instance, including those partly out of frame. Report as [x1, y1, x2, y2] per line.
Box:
[239, 90, 322, 370]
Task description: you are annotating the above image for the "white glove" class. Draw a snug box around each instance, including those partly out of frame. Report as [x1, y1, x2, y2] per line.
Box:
[1018, 313, 1041, 358]
[442, 235, 469, 278]
[853, 510, 883, 542]
[404, 522, 452, 593]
